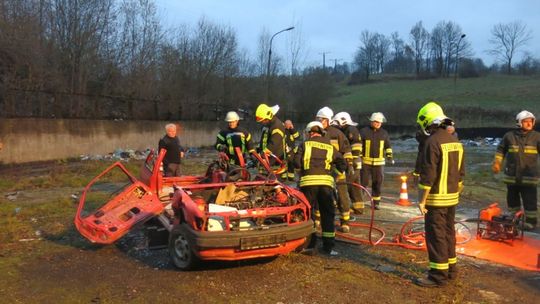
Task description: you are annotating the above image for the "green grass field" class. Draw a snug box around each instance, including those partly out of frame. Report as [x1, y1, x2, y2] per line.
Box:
[329, 75, 540, 127]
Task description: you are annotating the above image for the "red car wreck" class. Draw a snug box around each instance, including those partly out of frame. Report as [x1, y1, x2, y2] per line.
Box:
[75, 149, 314, 270]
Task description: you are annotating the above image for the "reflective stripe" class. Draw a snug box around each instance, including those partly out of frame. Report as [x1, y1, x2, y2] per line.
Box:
[524, 149, 538, 154]
[448, 257, 457, 264]
[299, 175, 334, 187]
[272, 128, 284, 137]
[426, 192, 460, 207]
[303, 141, 334, 170]
[341, 212, 350, 221]
[365, 140, 371, 159]
[217, 134, 225, 141]
[363, 157, 385, 166]
[378, 140, 384, 160]
[429, 262, 449, 270]
[494, 153, 503, 160]
[322, 231, 335, 238]
[372, 196, 381, 201]
[351, 143, 362, 151]
[525, 211, 537, 219]
[344, 152, 353, 159]
[418, 184, 432, 190]
[330, 139, 339, 150]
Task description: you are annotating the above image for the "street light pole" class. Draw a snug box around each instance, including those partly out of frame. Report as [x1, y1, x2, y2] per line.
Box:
[454, 33, 466, 87]
[266, 26, 294, 102]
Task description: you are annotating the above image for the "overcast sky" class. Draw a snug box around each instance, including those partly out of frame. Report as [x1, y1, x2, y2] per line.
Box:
[155, 0, 540, 68]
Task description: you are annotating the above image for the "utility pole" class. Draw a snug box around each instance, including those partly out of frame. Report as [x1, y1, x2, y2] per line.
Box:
[319, 52, 331, 69]
[329, 58, 343, 72]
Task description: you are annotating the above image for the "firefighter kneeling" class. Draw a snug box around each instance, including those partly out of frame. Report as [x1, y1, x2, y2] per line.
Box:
[295, 121, 346, 256]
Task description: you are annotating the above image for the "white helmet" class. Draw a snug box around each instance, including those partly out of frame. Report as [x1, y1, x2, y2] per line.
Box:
[305, 121, 325, 134]
[316, 106, 334, 120]
[224, 111, 240, 122]
[332, 112, 358, 127]
[516, 110, 535, 127]
[369, 112, 386, 123]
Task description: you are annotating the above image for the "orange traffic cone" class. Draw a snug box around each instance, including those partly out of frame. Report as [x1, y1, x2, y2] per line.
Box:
[396, 175, 412, 206]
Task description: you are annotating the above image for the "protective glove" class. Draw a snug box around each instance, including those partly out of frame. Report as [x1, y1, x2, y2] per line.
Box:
[417, 188, 429, 215]
[387, 158, 395, 165]
[458, 181, 464, 194]
[492, 160, 501, 174]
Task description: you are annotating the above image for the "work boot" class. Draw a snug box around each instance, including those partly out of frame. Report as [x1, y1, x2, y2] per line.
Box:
[414, 276, 444, 288]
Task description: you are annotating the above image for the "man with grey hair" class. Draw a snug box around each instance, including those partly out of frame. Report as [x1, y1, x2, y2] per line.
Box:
[158, 123, 185, 177]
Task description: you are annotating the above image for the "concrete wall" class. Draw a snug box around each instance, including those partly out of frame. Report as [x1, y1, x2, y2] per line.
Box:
[0, 118, 261, 164]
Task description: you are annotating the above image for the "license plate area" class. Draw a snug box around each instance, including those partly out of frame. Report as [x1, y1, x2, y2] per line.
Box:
[240, 234, 286, 250]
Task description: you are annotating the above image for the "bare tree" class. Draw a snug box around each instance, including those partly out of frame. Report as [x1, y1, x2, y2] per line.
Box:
[488, 21, 532, 74]
[285, 19, 308, 76]
[409, 21, 429, 77]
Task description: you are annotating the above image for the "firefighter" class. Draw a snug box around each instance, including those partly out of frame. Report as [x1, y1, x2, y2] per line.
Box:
[255, 104, 287, 175]
[415, 102, 465, 287]
[215, 111, 256, 166]
[359, 112, 393, 210]
[316, 106, 353, 233]
[332, 112, 366, 214]
[283, 119, 300, 181]
[294, 121, 346, 255]
[492, 110, 540, 230]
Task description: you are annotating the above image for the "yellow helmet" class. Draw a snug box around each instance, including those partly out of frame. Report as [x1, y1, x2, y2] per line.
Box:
[417, 102, 447, 134]
[255, 104, 279, 122]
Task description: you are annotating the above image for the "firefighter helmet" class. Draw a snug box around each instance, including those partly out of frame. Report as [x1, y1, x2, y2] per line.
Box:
[316, 107, 334, 120]
[256, 104, 279, 122]
[369, 112, 386, 123]
[305, 121, 325, 134]
[516, 110, 535, 127]
[416, 102, 448, 135]
[333, 112, 358, 126]
[224, 111, 240, 122]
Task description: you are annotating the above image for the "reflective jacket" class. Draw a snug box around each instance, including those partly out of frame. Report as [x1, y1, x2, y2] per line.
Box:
[285, 128, 300, 153]
[418, 128, 465, 207]
[495, 129, 540, 185]
[294, 135, 346, 187]
[259, 116, 286, 160]
[341, 125, 362, 169]
[359, 126, 392, 166]
[215, 126, 255, 164]
[325, 126, 352, 162]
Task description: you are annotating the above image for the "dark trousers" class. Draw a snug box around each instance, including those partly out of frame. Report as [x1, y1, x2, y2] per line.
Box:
[360, 164, 384, 202]
[507, 184, 538, 225]
[301, 185, 335, 251]
[164, 163, 181, 177]
[347, 169, 363, 204]
[425, 206, 457, 284]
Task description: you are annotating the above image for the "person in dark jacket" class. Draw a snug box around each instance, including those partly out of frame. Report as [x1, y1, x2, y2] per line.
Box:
[283, 119, 300, 181]
[215, 111, 255, 166]
[332, 112, 366, 215]
[492, 110, 540, 230]
[158, 123, 185, 177]
[294, 121, 346, 255]
[316, 107, 353, 233]
[359, 112, 393, 210]
[415, 102, 465, 288]
[255, 104, 286, 175]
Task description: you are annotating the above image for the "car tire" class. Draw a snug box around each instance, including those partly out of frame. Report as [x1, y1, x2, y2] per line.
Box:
[169, 224, 200, 270]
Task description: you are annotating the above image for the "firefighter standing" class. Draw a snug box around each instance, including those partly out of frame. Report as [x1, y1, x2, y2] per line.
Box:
[316, 107, 353, 233]
[359, 112, 393, 210]
[255, 104, 287, 175]
[215, 111, 255, 166]
[415, 102, 465, 287]
[283, 119, 300, 181]
[332, 112, 366, 214]
[492, 110, 540, 230]
[294, 121, 346, 255]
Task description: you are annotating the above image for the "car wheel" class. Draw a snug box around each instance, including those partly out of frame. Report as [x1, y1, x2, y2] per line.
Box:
[168, 224, 199, 270]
